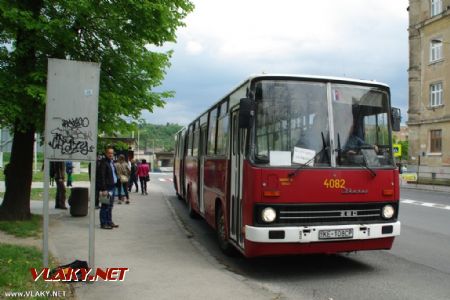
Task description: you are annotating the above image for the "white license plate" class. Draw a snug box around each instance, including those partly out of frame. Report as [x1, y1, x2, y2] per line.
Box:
[319, 229, 353, 240]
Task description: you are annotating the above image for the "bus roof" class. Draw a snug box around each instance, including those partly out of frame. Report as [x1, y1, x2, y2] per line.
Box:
[245, 73, 389, 88]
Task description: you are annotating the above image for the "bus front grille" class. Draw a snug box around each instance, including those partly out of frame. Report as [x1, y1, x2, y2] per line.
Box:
[254, 202, 398, 226]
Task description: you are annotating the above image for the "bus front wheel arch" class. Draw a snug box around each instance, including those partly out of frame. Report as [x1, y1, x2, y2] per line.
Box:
[215, 201, 237, 256]
[187, 185, 199, 219]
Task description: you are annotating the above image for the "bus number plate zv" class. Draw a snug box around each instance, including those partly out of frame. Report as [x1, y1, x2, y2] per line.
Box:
[318, 229, 353, 240]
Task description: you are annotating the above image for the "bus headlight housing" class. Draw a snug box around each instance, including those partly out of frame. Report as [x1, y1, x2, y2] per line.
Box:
[261, 207, 277, 223]
[381, 204, 395, 219]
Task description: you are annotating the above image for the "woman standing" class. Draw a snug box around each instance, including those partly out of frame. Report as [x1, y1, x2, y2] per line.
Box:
[115, 154, 131, 204]
[137, 159, 150, 195]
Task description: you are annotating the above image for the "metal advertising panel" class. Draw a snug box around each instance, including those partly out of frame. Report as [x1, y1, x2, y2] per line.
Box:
[44, 59, 100, 162]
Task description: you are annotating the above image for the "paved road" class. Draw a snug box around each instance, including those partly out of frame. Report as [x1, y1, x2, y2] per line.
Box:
[155, 173, 450, 300]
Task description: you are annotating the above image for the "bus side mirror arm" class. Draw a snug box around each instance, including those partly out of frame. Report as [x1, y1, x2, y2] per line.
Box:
[239, 98, 255, 129]
[391, 107, 401, 132]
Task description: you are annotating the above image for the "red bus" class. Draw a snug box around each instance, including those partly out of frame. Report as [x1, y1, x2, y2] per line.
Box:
[174, 74, 401, 257]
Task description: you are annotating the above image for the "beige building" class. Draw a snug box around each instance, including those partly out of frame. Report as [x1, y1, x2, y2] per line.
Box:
[393, 125, 409, 142]
[408, 0, 450, 180]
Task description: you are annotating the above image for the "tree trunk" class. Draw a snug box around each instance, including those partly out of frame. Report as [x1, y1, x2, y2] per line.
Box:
[0, 128, 35, 220]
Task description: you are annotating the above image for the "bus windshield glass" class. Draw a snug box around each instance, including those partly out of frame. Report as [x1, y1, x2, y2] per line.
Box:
[254, 80, 394, 168]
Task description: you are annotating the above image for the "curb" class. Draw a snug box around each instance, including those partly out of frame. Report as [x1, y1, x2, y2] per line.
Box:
[400, 183, 450, 193]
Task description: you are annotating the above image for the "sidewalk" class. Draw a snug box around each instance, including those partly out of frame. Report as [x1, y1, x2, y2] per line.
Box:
[35, 179, 276, 300]
[400, 181, 450, 193]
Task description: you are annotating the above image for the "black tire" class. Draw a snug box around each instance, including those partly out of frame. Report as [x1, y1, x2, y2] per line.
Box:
[216, 205, 237, 256]
[187, 193, 199, 219]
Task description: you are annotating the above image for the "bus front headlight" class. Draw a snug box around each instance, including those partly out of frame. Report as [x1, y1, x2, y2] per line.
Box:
[381, 204, 395, 219]
[261, 207, 277, 223]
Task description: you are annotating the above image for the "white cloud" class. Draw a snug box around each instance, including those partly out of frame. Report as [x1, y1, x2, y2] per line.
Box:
[142, 101, 195, 126]
[185, 40, 204, 55]
[145, 0, 410, 124]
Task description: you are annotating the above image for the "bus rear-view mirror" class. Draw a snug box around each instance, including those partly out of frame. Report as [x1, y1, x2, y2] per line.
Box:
[239, 98, 254, 128]
[391, 107, 401, 132]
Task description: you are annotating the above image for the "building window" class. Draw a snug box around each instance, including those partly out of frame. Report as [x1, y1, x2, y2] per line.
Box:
[430, 82, 443, 107]
[430, 40, 443, 62]
[431, 0, 443, 17]
[430, 129, 442, 153]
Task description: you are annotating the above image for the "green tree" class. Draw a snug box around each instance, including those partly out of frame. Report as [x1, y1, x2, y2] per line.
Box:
[0, 0, 193, 220]
[398, 140, 409, 161]
[136, 122, 183, 152]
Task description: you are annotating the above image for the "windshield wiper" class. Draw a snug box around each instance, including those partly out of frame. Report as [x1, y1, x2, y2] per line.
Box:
[288, 132, 329, 178]
[360, 153, 377, 178]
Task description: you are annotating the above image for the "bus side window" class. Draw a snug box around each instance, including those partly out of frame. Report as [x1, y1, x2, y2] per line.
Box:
[193, 129, 200, 157]
[217, 115, 229, 155]
[208, 107, 218, 155]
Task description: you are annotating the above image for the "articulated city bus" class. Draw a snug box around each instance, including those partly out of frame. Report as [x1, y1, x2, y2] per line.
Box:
[173, 74, 401, 257]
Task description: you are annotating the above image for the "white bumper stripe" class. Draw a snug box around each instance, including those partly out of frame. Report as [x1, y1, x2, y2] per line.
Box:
[245, 221, 401, 243]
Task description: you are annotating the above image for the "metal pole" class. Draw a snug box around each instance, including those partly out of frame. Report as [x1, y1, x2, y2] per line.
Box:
[417, 154, 421, 184]
[89, 161, 97, 269]
[43, 159, 50, 267]
[152, 139, 155, 172]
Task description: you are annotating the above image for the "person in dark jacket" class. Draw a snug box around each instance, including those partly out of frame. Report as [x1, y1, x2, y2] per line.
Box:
[97, 147, 119, 229]
[128, 159, 139, 193]
[65, 161, 73, 187]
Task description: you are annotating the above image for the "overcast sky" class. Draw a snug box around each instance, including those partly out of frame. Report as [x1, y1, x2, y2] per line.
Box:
[143, 0, 410, 125]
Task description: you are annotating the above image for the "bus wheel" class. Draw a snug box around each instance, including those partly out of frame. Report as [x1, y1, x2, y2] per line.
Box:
[187, 194, 199, 219]
[216, 205, 236, 256]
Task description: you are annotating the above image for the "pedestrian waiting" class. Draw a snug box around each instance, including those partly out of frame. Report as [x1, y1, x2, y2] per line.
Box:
[115, 154, 131, 204]
[137, 159, 150, 195]
[65, 160, 73, 187]
[128, 159, 139, 193]
[97, 146, 119, 230]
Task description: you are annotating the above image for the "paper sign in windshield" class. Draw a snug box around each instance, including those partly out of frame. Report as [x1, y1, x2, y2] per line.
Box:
[269, 151, 292, 166]
[293, 147, 316, 166]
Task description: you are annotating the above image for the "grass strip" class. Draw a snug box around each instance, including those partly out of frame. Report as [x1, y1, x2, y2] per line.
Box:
[0, 244, 73, 299]
[0, 214, 42, 238]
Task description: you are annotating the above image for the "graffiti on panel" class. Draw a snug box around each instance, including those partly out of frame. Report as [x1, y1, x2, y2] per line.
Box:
[48, 117, 95, 155]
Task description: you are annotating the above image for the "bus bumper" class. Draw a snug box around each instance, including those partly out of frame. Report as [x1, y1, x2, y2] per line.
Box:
[245, 221, 401, 243]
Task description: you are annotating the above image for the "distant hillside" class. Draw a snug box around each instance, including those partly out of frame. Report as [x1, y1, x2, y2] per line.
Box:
[138, 123, 183, 152]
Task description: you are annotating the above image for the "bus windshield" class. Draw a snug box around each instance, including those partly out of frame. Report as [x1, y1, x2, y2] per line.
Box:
[254, 80, 394, 168]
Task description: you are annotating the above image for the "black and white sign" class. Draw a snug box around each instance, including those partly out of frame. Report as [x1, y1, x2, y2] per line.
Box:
[44, 59, 100, 162]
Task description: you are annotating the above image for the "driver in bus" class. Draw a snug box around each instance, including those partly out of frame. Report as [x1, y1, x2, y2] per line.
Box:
[344, 123, 378, 154]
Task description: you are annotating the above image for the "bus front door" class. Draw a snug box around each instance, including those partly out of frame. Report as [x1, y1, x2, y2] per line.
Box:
[230, 109, 245, 248]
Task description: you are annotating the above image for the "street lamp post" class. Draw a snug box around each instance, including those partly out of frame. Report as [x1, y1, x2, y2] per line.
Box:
[152, 139, 155, 172]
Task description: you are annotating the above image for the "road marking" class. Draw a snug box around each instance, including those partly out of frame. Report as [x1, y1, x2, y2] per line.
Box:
[401, 198, 450, 211]
[158, 178, 173, 182]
